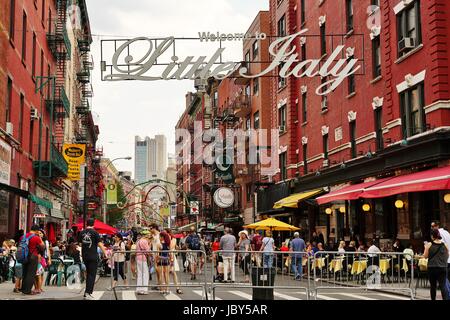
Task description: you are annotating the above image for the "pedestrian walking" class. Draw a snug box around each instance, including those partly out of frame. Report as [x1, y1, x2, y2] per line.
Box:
[78, 218, 107, 300]
[135, 232, 150, 295]
[260, 230, 275, 268]
[251, 231, 263, 267]
[431, 221, 450, 281]
[220, 227, 236, 283]
[237, 230, 251, 283]
[19, 225, 44, 296]
[422, 229, 449, 300]
[111, 233, 128, 289]
[180, 231, 188, 273]
[185, 227, 201, 280]
[290, 232, 306, 280]
[166, 229, 183, 295]
[150, 224, 162, 289]
[156, 232, 171, 295]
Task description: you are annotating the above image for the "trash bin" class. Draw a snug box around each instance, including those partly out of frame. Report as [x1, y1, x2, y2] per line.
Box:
[251, 267, 276, 300]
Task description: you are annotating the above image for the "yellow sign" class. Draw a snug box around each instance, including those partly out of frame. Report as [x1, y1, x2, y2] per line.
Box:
[63, 144, 86, 181]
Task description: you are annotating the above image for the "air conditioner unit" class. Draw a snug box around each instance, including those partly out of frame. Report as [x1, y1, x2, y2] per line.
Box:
[398, 37, 415, 53]
[5, 122, 13, 136]
[30, 108, 39, 120]
[323, 159, 329, 167]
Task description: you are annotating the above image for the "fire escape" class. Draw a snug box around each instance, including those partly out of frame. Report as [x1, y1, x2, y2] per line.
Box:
[34, 0, 70, 180]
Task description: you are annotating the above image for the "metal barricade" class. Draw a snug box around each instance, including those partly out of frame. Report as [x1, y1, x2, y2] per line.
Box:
[210, 250, 311, 300]
[312, 251, 415, 300]
[110, 249, 208, 300]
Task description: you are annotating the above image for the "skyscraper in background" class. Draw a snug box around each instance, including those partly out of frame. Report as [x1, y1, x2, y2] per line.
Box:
[134, 135, 168, 184]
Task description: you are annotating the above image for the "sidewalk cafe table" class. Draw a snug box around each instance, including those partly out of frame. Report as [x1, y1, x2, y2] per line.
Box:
[379, 259, 391, 275]
[351, 260, 367, 275]
[329, 258, 344, 273]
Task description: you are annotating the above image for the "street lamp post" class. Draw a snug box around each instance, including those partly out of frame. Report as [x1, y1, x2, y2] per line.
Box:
[103, 157, 132, 224]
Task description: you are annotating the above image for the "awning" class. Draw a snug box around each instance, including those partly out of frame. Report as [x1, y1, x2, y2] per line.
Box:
[50, 209, 65, 219]
[361, 166, 450, 199]
[273, 189, 323, 209]
[29, 195, 53, 209]
[0, 182, 30, 198]
[34, 205, 49, 217]
[316, 178, 393, 205]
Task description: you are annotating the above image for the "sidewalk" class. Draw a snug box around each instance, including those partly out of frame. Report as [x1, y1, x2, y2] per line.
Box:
[0, 282, 83, 300]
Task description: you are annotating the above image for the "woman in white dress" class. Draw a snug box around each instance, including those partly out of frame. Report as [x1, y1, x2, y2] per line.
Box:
[166, 229, 183, 295]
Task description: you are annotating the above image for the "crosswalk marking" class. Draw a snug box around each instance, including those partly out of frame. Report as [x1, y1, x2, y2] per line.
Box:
[122, 291, 137, 300]
[338, 293, 375, 300]
[274, 292, 302, 300]
[193, 290, 220, 300]
[165, 292, 182, 300]
[92, 291, 104, 300]
[229, 291, 252, 300]
[376, 293, 411, 300]
[316, 294, 339, 300]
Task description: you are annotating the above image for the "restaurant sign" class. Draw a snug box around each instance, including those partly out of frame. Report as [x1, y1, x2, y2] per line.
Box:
[63, 144, 86, 181]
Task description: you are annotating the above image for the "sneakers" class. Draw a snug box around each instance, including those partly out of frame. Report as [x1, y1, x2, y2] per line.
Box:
[84, 294, 95, 300]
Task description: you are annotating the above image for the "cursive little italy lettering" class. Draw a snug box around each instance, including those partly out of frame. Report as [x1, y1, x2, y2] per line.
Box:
[103, 29, 360, 96]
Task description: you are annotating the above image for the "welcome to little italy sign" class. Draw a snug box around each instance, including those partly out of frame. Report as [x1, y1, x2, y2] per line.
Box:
[101, 29, 364, 96]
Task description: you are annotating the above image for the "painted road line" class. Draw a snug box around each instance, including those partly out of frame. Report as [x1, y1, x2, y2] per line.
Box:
[338, 293, 376, 300]
[122, 291, 138, 300]
[164, 292, 182, 300]
[193, 290, 221, 300]
[316, 294, 339, 300]
[274, 292, 302, 300]
[376, 293, 411, 300]
[229, 291, 252, 300]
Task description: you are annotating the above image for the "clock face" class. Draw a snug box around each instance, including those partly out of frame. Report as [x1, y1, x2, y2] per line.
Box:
[214, 188, 234, 208]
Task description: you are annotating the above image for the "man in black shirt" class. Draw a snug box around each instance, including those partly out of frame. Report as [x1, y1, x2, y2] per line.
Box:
[78, 218, 107, 300]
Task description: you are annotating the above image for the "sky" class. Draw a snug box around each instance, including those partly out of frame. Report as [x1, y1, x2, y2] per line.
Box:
[87, 0, 269, 175]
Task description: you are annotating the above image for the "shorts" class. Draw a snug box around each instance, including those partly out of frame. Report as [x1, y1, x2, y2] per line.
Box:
[187, 252, 200, 264]
[15, 263, 23, 279]
[36, 263, 45, 276]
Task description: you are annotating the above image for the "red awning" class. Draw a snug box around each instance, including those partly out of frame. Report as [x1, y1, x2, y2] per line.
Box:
[72, 219, 118, 235]
[316, 178, 393, 205]
[361, 166, 450, 199]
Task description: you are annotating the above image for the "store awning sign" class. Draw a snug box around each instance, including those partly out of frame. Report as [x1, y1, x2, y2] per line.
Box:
[0, 138, 12, 185]
[63, 144, 86, 181]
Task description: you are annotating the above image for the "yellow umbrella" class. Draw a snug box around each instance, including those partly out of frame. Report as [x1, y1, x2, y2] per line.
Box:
[244, 218, 300, 232]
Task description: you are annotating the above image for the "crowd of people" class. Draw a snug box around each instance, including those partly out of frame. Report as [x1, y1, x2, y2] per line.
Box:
[1, 219, 448, 300]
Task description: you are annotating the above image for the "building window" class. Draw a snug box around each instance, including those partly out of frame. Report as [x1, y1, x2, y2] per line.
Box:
[400, 83, 425, 138]
[29, 116, 34, 155]
[213, 91, 218, 109]
[252, 41, 259, 59]
[6, 77, 13, 122]
[32, 33, 37, 79]
[253, 78, 259, 96]
[321, 77, 328, 111]
[303, 144, 308, 175]
[278, 15, 286, 37]
[254, 111, 260, 129]
[320, 23, 326, 56]
[45, 127, 49, 160]
[346, 0, 354, 32]
[246, 184, 252, 203]
[348, 73, 356, 95]
[22, 11, 27, 62]
[279, 104, 286, 132]
[19, 94, 24, 143]
[323, 134, 329, 160]
[372, 36, 382, 78]
[350, 120, 357, 158]
[300, 0, 306, 25]
[9, 0, 15, 41]
[280, 152, 287, 181]
[374, 108, 383, 151]
[278, 63, 286, 88]
[246, 117, 251, 130]
[48, 9, 51, 32]
[302, 92, 307, 122]
[397, 0, 422, 57]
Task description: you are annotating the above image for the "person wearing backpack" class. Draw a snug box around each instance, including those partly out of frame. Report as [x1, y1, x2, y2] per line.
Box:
[422, 229, 449, 300]
[19, 225, 44, 295]
[185, 227, 201, 280]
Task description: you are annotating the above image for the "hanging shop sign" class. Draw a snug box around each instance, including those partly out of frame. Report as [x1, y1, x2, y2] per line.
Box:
[101, 29, 363, 96]
[107, 181, 118, 205]
[0, 138, 12, 185]
[63, 144, 86, 181]
[190, 201, 200, 215]
[214, 187, 235, 209]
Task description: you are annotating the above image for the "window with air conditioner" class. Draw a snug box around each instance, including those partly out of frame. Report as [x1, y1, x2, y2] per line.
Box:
[397, 0, 422, 57]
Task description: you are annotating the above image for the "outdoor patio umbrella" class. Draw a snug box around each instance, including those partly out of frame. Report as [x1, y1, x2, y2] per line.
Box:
[73, 220, 118, 235]
[244, 217, 300, 232]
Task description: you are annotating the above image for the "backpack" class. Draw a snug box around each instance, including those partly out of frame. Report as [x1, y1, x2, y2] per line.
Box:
[189, 235, 201, 251]
[253, 235, 263, 251]
[16, 234, 36, 264]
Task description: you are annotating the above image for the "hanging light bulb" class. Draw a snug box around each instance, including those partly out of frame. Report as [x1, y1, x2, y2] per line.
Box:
[325, 208, 332, 215]
[395, 200, 404, 209]
[362, 204, 371, 212]
[444, 194, 450, 204]
[339, 207, 346, 213]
